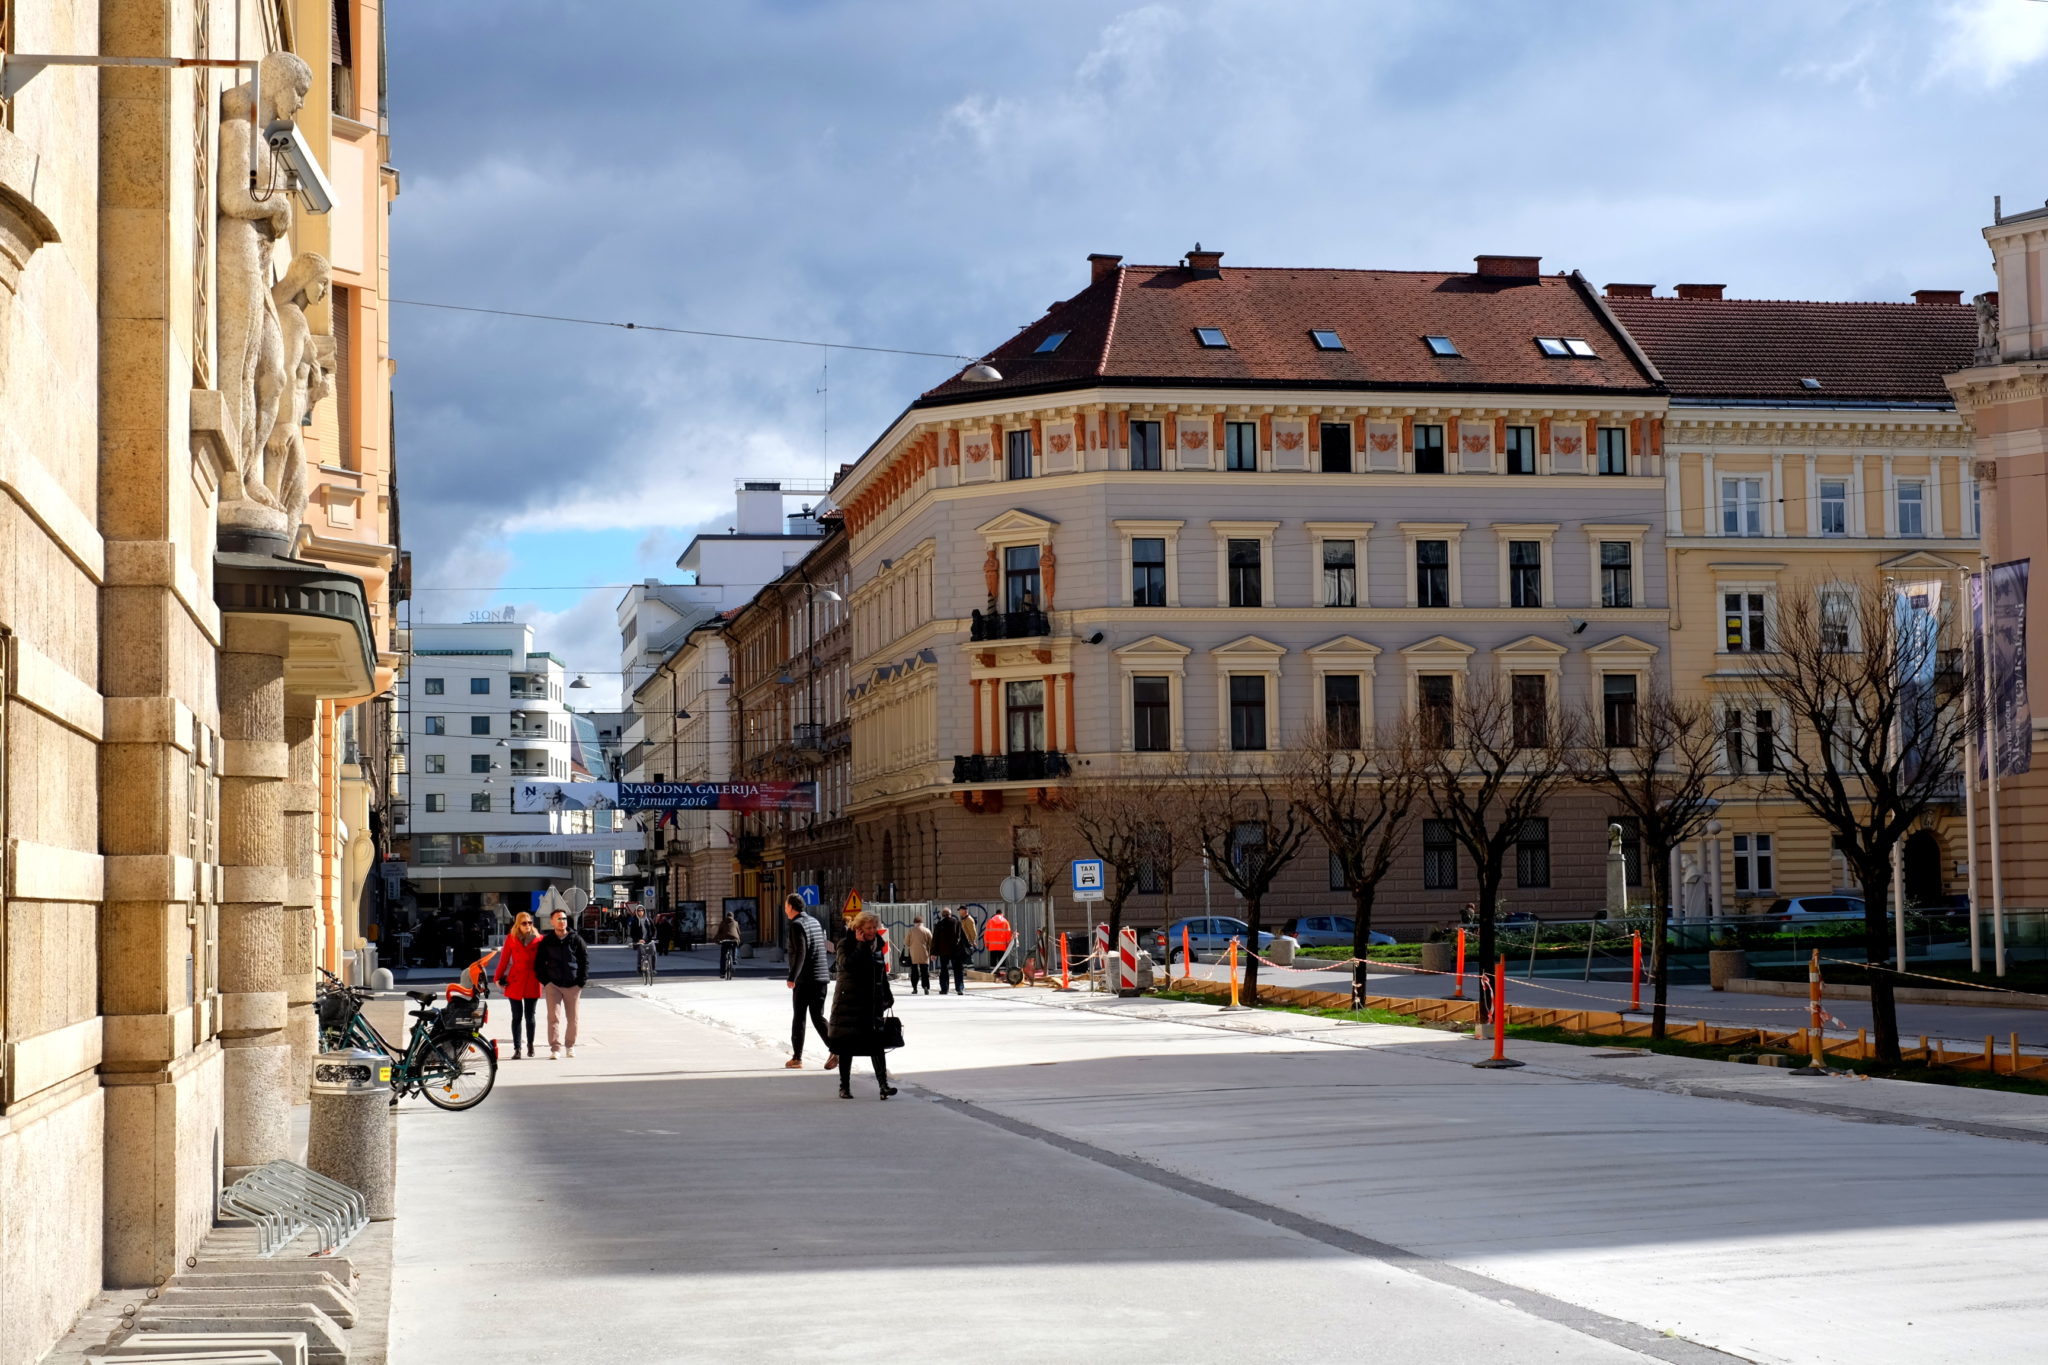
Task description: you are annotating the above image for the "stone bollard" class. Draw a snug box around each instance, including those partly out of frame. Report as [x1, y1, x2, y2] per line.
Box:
[1420, 941, 1457, 976]
[1708, 948, 1752, 992]
[308, 1048, 394, 1220]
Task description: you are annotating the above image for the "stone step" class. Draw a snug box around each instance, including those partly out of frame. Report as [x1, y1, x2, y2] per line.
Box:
[101, 1331, 309, 1365]
[151, 1287, 356, 1329]
[125, 1309, 344, 1365]
[171, 1274, 354, 1311]
[187, 1257, 356, 1285]
[88, 1352, 285, 1364]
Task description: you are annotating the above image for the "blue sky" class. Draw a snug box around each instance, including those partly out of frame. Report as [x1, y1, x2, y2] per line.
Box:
[386, 0, 2048, 707]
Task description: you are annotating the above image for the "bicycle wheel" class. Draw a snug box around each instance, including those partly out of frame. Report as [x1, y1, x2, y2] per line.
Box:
[419, 1034, 497, 1111]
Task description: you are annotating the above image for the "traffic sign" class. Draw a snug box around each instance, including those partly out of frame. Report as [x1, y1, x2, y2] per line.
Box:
[998, 874, 1028, 905]
[797, 884, 821, 907]
[1071, 859, 1105, 902]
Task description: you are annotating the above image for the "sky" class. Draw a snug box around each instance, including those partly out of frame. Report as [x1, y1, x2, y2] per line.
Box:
[386, 0, 2048, 709]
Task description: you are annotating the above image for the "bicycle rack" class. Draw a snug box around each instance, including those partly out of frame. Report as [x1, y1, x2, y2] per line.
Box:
[218, 1160, 368, 1258]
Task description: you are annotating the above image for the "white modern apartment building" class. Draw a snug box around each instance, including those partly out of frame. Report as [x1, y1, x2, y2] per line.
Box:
[397, 615, 595, 912]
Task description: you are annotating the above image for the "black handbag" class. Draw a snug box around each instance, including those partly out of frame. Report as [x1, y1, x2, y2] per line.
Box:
[880, 1012, 905, 1051]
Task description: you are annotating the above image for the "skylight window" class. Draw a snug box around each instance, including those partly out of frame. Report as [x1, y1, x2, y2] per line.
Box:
[1800, 377, 1823, 390]
[1310, 329, 1345, 351]
[1424, 335, 1461, 357]
[1195, 327, 1230, 348]
[1536, 337, 1570, 356]
[1565, 338, 1597, 357]
[1537, 336, 1598, 357]
[1034, 331, 1070, 354]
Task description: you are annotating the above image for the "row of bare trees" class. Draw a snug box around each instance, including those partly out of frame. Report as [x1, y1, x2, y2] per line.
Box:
[1046, 583, 1972, 1064]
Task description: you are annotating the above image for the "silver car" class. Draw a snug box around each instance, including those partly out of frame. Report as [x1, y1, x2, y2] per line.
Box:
[1286, 915, 1397, 949]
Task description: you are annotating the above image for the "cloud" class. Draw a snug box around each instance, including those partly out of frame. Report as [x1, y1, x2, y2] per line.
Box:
[1934, 0, 2048, 88]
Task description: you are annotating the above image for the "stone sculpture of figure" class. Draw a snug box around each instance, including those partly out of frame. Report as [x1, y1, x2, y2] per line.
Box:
[1039, 542, 1057, 610]
[216, 51, 312, 541]
[260, 251, 333, 535]
[1975, 291, 2001, 367]
[983, 546, 999, 603]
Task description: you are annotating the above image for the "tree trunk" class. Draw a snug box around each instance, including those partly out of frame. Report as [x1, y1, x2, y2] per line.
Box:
[1350, 883, 1378, 1009]
[1648, 844, 1672, 1041]
[1242, 892, 1263, 1006]
[1860, 859, 1903, 1065]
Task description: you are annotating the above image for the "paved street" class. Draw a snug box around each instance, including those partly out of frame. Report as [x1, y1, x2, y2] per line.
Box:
[391, 979, 2048, 1365]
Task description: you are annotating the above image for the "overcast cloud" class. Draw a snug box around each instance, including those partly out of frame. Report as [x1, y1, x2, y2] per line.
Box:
[387, 0, 2048, 705]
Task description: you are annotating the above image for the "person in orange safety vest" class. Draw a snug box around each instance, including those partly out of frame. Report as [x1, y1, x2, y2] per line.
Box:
[981, 909, 1013, 971]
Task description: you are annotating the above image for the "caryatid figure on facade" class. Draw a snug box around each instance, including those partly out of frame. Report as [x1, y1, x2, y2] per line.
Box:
[261, 251, 334, 533]
[216, 50, 313, 537]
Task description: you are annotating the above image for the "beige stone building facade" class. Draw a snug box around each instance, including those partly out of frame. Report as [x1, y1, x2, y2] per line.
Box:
[0, 4, 397, 1360]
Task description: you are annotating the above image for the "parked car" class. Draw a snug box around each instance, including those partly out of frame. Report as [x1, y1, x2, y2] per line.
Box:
[1286, 916, 1397, 949]
[1765, 896, 1867, 920]
[1153, 917, 1275, 964]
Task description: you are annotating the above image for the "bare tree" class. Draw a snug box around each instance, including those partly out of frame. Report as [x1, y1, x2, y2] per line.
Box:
[1424, 674, 1583, 980]
[1186, 756, 1309, 1006]
[1729, 579, 1970, 1064]
[1285, 713, 1426, 1007]
[1055, 779, 1155, 956]
[1569, 684, 1734, 1039]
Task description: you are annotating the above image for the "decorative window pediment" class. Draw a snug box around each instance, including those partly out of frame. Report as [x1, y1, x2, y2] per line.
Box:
[1585, 633, 1661, 661]
[1211, 634, 1288, 661]
[1114, 635, 1192, 663]
[976, 508, 1059, 542]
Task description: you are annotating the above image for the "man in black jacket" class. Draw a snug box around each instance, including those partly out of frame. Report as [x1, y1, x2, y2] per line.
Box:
[929, 908, 967, 996]
[534, 907, 589, 1059]
[783, 894, 834, 1070]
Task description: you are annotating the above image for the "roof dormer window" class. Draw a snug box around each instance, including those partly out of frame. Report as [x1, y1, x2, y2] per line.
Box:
[1424, 335, 1461, 357]
[1310, 329, 1345, 351]
[1034, 331, 1070, 354]
[1195, 327, 1230, 348]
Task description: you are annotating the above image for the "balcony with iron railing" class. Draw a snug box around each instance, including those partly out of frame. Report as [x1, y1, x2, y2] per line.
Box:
[969, 607, 1050, 641]
[951, 750, 1071, 783]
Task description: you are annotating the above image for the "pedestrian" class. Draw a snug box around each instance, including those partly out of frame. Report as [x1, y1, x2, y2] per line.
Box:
[533, 907, 589, 1060]
[982, 907, 1013, 971]
[929, 908, 966, 996]
[828, 911, 898, 1100]
[782, 892, 834, 1071]
[492, 910, 544, 1060]
[957, 904, 980, 964]
[905, 914, 933, 995]
[716, 906, 741, 979]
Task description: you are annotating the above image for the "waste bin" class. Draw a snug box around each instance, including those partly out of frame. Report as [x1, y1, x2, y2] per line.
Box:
[308, 1048, 394, 1220]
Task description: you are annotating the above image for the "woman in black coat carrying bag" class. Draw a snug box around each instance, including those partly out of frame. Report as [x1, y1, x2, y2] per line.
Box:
[829, 911, 899, 1100]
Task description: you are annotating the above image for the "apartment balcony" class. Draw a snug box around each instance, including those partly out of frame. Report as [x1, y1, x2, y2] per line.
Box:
[969, 607, 1050, 641]
[951, 750, 1071, 783]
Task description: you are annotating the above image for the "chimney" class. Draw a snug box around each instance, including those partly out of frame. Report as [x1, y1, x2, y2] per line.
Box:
[1474, 255, 1541, 279]
[1604, 283, 1655, 298]
[734, 481, 785, 535]
[1184, 244, 1223, 278]
[1913, 289, 1963, 306]
[1674, 283, 1726, 301]
[1088, 252, 1122, 284]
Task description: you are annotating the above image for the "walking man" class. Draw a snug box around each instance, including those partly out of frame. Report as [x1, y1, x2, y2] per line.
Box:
[534, 907, 589, 1059]
[930, 907, 966, 996]
[783, 893, 834, 1070]
[905, 914, 933, 995]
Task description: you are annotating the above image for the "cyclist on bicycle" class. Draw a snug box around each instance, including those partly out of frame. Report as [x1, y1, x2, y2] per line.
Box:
[715, 907, 742, 979]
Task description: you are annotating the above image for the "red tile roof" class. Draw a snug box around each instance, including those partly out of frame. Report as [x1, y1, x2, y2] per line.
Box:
[1603, 296, 1975, 404]
[917, 261, 1662, 406]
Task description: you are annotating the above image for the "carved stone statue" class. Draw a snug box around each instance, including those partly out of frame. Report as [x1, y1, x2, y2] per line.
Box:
[983, 546, 999, 603]
[216, 51, 313, 551]
[261, 251, 334, 530]
[1040, 542, 1057, 609]
[1975, 291, 2001, 366]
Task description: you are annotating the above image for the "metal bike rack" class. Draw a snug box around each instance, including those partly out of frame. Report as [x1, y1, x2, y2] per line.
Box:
[217, 1160, 368, 1258]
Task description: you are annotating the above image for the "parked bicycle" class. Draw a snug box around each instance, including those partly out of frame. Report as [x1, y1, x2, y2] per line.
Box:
[316, 965, 498, 1111]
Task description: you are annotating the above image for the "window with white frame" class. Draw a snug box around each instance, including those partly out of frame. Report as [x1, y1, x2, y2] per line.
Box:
[1131, 538, 1167, 606]
[1228, 675, 1268, 751]
[1602, 674, 1639, 747]
[424, 793, 446, 813]
[470, 792, 492, 813]
[1225, 421, 1258, 472]
[1895, 479, 1926, 536]
[1508, 540, 1543, 608]
[1323, 674, 1363, 748]
[1818, 479, 1849, 536]
[1596, 427, 1628, 476]
[1322, 540, 1357, 607]
[1505, 425, 1537, 475]
[1969, 474, 1982, 536]
[1724, 707, 1777, 775]
[1418, 674, 1456, 748]
[424, 754, 446, 774]
[1600, 542, 1633, 607]
[1227, 539, 1263, 608]
[1006, 429, 1034, 480]
[1130, 420, 1163, 471]
[1416, 540, 1450, 607]
[1511, 674, 1549, 747]
[1732, 833, 1774, 895]
[1722, 589, 1770, 652]
[1132, 677, 1172, 752]
[1721, 477, 1765, 536]
[1820, 589, 1855, 652]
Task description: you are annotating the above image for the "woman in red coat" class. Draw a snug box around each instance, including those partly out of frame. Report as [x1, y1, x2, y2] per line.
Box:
[493, 910, 544, 1059]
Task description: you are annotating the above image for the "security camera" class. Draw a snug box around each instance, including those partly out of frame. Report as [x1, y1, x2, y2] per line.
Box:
[1568, 618, 1589, 635]
[265, 120, 335, 215]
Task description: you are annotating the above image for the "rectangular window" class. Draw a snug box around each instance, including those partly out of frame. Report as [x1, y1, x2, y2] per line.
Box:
[1754, 709, 1776, 773]
[1820, 590, 1853, 652]
[1322, 540, 1357, 607]
[1505, 425, 1537, 475]
[1416, 540, 1450, 608]
[1602, 674, 1639, 747]
[1414, 424, 1446, 475]
[414, 834, 452, 866]
[1311, 329, 1345, 350]
[1006, 429, 1034, 480]
[1512, 674, 1548, 748]
[1896, 480, 1925, 536]
[1732, 833, 1774, 895]
[470, 716, 491, 736]
[1228, 675, 1268, 751]
[1597, 427, 1628, 476]
[1323, 674, 1362, 748]
[1508, 540, 1543, 608]
[1818, 479, 1848, 536]
[1131, 537, 1167, 606]
[1004, 544, 1042, 613]
[1970, 477, 1982, 536]
[1516, 818, 1551, 888]
[470, 754, 491, 774]
[1329, 852, 1347, 891]
[1600, 541, 1634, 608]
[1005, 679, 1046, 753]
[1419, 674, 1455, 748]
[1130, 420, 1163, 471]
[423, 678, 445, 695]
[1320, 422, 1353, 474]
[424, 754, 446, 774]
[1225, 421, 1258, 471]
[1721, 478, 1765, 536]
[1227, 539, 1263, 608]
[424, 793, 446, 813]
[1423, 818, 1459, 889]
[424, 716, 446, 735]
[469, 677, 490, 695]
[470, 792, 492, 813]
[1724, 708, 1777, 775]
[1132, 676, 1171, 752]
[1723, 591, 1768, 652]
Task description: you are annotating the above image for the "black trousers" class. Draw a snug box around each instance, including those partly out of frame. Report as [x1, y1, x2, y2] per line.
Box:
[908, 962, 930, 992]
[509, 998, 538, 1052]
[938, 957, 965, 994]
[791, 979, 830, 1058]
[837, 1050, 890, 1092]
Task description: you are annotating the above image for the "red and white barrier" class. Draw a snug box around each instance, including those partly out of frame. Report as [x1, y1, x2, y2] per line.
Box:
[1117, 927, 1139, 996]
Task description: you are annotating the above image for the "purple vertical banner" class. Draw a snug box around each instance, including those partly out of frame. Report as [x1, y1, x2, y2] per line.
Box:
[1991, 559, 2032, 777]
[1971, 572, 1988, 782]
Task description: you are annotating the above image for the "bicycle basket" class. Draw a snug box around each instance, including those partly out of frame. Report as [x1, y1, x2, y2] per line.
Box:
[317, 992, 359, 1033]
